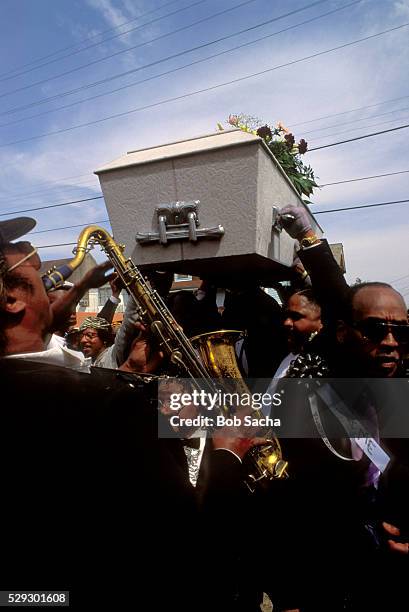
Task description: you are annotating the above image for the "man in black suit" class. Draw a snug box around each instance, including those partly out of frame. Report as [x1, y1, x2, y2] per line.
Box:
[0, 216, 258, 610]
[0, 217, 158, 605]
[267, 206, 409, 610]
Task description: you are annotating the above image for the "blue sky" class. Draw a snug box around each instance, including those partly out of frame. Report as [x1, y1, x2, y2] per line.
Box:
[0, 0, 408, 300]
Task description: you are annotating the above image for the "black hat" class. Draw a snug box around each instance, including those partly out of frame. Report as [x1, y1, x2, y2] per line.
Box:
[0, 217, 36, 245]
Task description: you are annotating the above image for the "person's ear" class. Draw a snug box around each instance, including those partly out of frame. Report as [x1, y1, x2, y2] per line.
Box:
[336, 320, 347, 344]
[4, 291, 26, 315]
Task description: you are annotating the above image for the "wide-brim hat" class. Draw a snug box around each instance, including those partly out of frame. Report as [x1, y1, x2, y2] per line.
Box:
[0, 217, 36, 245]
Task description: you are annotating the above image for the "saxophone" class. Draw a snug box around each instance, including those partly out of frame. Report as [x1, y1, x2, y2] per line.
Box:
[42, 225, 288, 489]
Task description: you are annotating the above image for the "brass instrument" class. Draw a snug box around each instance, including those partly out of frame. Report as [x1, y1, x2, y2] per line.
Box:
[42, 225, 288, 488]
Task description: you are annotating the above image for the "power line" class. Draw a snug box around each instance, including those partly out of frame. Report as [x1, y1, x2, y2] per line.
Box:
[0, 0, 209, 92]
[308, 113, 409, 143]
[308, 123, 409, 151]
[0, 196, 104, 217]
[0, 173, 93, 196]
[389, 272, 409, 284]
[313, 198, 409, 214]
[0, 0, 183, 80]
[30, 197, 409, 250]
[288, 93, 409, 128]
[37, 242, 77, 249]
[0, 0, 261, 100]
[0, 2, 356, 131]
[0, 179, 98, 204]
[4, 165, 409, 214]
[2, 21, 407, 149]
[300, 104, 409, 137]
[31, 220, 110, 235]
[396, 284, 409, 297]
[29, 198, 409, 241]
[0, 0, 335, 119]
[32, 196, 409, 249]
[1, 1, 201, 84]
[320, 169, 409, 186]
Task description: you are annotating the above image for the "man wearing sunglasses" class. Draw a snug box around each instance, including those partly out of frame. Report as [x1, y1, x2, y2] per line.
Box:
[0, 219, 52, 356]
[273, 206, 409, 611]
[336, 283, 408, 378]
[278, 205, 408, 378]
[0, 217, 164, 605]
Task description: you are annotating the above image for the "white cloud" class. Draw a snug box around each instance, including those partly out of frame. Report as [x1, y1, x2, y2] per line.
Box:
[1, 0, 408, 295]
[394, 0, 409, 18]
[86, 0, 130, 32]
[84, 0, 165, 50]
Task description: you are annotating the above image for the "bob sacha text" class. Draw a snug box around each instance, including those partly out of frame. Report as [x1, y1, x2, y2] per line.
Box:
[169, 414, 281, 429]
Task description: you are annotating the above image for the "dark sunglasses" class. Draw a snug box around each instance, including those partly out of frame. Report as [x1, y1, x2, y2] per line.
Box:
[352, 320, 409, 344]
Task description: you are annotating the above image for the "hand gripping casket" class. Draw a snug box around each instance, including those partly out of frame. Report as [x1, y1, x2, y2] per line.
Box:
[95, 129, 321, 285]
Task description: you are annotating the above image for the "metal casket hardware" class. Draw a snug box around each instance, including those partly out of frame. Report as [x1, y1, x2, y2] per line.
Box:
[135, 200, 225, 245]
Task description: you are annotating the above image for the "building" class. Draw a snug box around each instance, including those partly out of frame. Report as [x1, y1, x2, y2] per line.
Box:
[41, 257, 202, 326]
[40, 254, 125, 325]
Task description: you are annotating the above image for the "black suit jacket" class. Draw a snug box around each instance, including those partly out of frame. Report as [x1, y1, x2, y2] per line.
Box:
[0, 359, 163, 607]
[0, 358, 246, 610]
[294, 242, 409, 609]
[299, 239, 349, 326]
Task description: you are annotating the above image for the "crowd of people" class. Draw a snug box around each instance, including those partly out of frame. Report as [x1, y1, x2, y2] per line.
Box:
[0, 206, 408, 610]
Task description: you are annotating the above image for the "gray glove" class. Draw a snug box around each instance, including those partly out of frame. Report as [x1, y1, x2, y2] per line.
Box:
[279, 205, 312, 239]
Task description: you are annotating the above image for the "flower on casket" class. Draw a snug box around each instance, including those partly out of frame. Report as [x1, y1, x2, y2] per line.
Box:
[256, 125, 272, 140]
[298, 139, 308, 154]
[218, 114, 318, 199]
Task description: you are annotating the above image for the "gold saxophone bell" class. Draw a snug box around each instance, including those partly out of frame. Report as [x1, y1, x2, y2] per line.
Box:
[42, 225, 289, 490]
[191, 330, 289, 489]
[244, 441, 288, 492]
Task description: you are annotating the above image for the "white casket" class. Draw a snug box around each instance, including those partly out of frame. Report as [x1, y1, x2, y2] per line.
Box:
[95, 129, 321, 285]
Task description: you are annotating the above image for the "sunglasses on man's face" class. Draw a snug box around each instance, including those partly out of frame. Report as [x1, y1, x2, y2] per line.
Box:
[352, 319, 409, 344]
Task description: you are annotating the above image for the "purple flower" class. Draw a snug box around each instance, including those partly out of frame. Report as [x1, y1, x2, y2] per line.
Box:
[284, 133, 295, 148]
[256, 125, 272, 140]
[298, 139, 308, 154]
